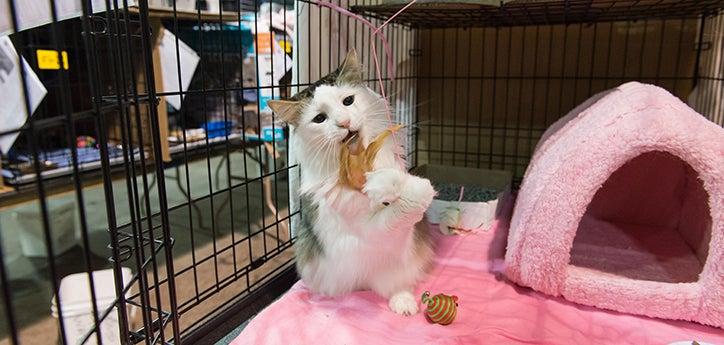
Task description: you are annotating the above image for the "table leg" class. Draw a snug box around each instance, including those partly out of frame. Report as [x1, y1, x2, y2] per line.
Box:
[149, 18, 171, 163]
[260, 143, 287, 242]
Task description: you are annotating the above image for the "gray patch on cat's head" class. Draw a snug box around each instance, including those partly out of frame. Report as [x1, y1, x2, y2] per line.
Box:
[268, 49, 363, 124]
[291, 49, 363, 102]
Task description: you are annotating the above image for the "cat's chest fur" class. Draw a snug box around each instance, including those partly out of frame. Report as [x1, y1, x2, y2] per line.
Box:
[317, 191, 413, 258]
[296, 189, 417, 295]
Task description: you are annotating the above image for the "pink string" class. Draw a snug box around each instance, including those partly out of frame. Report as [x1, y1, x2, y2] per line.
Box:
[313, 0, 418, 146]
[457, 186, 465, 202]
[373, 0, 418, 36]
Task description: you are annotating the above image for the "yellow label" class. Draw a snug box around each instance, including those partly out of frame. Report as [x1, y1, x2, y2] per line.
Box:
[280, 40, 292, 53]
[36, 49, 69, 70]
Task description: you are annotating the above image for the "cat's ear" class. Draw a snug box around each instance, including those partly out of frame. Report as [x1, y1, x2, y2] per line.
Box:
[337, 49, 363, 85]
[268, 100, 302, 125]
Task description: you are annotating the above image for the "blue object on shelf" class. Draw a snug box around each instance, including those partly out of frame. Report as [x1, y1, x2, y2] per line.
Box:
[203, 121, 234, 139]
[259, 95, 273, 112]
[261, 126, 285, 142]
[244, 126, 286, 142]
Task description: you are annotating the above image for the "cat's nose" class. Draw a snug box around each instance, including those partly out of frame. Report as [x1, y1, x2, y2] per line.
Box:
[337, 118, 351, 128]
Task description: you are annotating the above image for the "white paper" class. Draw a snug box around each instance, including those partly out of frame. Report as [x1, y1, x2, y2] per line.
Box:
[257, 36, 293, 87]
[158, 28, 200, 110]
[257, 56, 274, 110]
[257, 37, 293, 110]
[0, 36, 48, 154]
[272, 38, 293, 84]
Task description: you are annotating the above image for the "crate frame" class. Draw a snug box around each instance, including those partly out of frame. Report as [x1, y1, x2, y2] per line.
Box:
[0, 1, 722, 344]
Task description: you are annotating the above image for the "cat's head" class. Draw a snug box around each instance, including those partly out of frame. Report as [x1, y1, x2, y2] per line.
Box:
[268, 50, 390, 171]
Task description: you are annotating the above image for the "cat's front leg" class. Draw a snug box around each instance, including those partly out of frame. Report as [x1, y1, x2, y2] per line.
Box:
[362, 168, 435, 230]
[370, 273, 420, 316]
[388, 291, 419, 316]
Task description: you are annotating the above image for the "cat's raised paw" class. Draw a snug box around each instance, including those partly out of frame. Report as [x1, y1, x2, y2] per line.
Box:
[363, 168, 406, 207]
[388, 291, 419, 316]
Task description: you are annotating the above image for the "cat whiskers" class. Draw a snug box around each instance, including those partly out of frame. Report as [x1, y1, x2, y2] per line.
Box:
[307, 135, 330, 162]
[318, 139, 336, 174]
[307, 135, 337, 175]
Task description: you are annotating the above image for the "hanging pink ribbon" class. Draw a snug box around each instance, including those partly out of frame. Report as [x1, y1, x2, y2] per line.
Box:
[312, 0, 418, 145]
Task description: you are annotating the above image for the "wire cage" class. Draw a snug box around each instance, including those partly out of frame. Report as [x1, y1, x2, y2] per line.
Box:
[351, 0, 724, 181]
[0, 0, 722, 344]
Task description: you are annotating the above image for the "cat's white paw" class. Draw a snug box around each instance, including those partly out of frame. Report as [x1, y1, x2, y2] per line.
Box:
[404, 175, 436, 209]
[363, 168, 406, 207]
[388, 291, 419, 316]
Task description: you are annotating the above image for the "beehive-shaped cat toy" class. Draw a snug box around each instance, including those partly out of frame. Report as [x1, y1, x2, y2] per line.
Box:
[421, 291, 459, 325]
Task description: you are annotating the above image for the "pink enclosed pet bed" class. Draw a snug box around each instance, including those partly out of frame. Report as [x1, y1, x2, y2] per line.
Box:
[505, 82, 723, 328]
[233, 200, 724, 345]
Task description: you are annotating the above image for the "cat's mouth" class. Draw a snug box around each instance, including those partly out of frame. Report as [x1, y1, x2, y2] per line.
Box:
[342, 130, 363, 155]
[343, 130, 358, 143]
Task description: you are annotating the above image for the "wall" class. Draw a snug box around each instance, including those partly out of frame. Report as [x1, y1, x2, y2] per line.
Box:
[415, 19, 701, 179]
[689, 13, 724, 126]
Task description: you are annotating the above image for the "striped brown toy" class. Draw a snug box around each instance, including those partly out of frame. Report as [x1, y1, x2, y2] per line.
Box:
[421, 291, 459, 325]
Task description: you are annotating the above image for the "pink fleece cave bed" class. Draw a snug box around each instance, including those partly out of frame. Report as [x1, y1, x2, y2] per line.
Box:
[505, 82, 723, 328]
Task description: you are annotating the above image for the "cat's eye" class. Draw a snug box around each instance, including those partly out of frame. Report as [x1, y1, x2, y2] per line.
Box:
[343, 95, 355, 106]
[312, 113, 327, 123]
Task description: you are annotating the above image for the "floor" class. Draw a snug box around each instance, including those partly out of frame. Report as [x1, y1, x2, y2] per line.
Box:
[0, 148, 295, 345]
[233, 202, 723, 345]
[215, 320, 249, 345]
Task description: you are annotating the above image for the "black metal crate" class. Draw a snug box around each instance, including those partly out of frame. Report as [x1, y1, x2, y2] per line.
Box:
[0, 1, 721, 344]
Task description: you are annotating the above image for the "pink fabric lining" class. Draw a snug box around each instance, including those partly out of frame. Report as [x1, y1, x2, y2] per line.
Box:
[570, 151, 710, 283]
[232, 199, 723, 345]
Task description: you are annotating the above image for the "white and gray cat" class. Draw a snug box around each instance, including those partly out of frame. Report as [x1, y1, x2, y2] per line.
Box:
[268, 49, 435, 315]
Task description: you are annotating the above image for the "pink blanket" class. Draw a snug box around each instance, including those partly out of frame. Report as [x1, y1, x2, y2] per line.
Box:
[233, 200, 723, 345]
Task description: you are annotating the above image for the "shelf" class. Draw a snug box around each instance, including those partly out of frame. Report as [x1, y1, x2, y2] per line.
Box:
[0, 3, 243, 36]
[351, 0, 724, 28]
[126, 5, 243, 22]
[3, 149, 147, 187]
